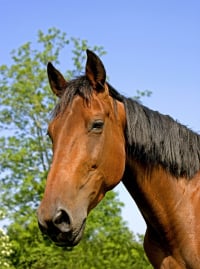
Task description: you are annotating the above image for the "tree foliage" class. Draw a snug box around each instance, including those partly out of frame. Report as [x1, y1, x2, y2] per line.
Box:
[0, 28, 152, 268]
[0, 28, 105, 219]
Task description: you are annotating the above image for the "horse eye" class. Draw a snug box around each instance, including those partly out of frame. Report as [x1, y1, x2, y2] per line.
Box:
[91, 120, 104, 133]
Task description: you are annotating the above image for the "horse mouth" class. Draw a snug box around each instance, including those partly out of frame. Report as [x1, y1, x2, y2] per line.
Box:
[46, 219, 86, 247]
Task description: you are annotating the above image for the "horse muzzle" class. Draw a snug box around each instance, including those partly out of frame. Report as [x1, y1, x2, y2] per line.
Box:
[37, 207, 86, 247]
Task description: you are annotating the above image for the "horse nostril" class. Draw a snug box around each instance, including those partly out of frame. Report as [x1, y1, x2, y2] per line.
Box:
[53, 209, 71, 233]
[38, 219, 48, 235]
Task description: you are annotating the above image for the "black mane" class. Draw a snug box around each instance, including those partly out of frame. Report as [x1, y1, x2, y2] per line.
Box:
[123, 98, 200, 178]
[52, 76, 200, 178]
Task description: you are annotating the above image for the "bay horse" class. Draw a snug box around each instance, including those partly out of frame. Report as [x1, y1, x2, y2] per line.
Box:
[37, 50, 200, 268]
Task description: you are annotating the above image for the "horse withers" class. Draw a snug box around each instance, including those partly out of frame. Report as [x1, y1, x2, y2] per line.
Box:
[37, 50, 200, 268]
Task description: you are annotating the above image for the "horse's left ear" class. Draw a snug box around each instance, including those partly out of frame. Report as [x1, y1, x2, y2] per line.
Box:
[86, 50, 106, 91]
[47, 62, 68, 97]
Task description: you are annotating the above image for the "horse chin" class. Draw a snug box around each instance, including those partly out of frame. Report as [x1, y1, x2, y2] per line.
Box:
[52, 220, 86, 247]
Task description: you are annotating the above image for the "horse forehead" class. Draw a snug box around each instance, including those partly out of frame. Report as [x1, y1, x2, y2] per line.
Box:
[70, 94, 109, 115]
[49, 94, 108, 132]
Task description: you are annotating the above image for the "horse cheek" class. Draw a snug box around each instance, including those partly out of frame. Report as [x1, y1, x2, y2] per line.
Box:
[105, 142, 125, 190]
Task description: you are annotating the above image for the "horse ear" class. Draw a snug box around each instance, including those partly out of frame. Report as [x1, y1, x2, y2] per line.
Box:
[86, 50, 106, 91]
[47, 62, 68, 97]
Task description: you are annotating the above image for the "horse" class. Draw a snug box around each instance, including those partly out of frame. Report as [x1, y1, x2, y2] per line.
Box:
[37, 50, 200, 269]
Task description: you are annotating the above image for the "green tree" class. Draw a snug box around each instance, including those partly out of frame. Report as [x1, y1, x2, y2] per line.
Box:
[0, 28, 152, 268]
[0, 28, 106, 219]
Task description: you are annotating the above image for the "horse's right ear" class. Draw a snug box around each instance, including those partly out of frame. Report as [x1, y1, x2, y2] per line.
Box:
[86, 50, 106, 91]
[47, 62, 68, 97]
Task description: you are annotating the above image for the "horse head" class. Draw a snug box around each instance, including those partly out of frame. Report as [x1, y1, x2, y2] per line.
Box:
[37, 50, 126, 246]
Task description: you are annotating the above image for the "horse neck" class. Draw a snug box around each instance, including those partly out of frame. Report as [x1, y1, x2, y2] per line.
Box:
[121, 159, 180, 226]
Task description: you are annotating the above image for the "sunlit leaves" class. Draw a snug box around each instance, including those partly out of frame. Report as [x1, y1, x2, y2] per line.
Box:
[0, 211, 14, 269]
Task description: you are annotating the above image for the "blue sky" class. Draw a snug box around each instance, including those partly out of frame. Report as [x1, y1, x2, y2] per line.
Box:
[1, 0, 200, 234]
